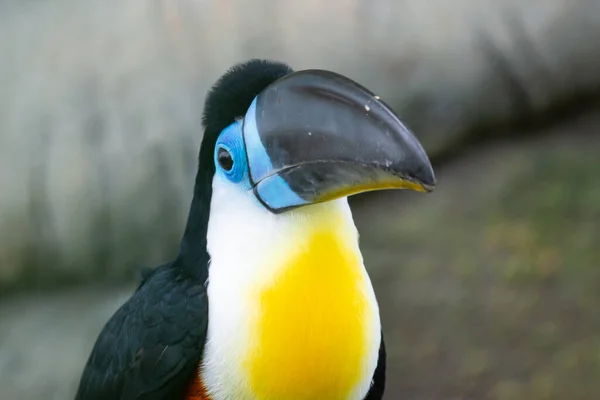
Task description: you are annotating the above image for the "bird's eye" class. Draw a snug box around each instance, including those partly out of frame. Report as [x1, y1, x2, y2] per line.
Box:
[214, 122, 248, 184]
[217, 147, 234, 171]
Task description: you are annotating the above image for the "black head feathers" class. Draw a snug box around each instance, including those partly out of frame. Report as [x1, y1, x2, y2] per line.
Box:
[201, 59, 293, 153]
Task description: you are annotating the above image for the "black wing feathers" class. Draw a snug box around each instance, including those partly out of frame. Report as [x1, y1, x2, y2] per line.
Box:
[75, 264, 208, 400]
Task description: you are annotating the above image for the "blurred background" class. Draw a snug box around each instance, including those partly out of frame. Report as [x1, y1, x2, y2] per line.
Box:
[1, 0, 600, 398]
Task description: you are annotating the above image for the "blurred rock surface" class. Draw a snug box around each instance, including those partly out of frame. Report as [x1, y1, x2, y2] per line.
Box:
[1, 0, 600, 291]
[2, 111, 599, 400]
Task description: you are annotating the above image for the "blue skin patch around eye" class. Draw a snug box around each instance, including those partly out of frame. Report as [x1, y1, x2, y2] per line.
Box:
[214, 98, 308, 211]
[214, 121, 249, 186]
[242, 97, 308, 210]
[214, 98, 308, 210]
[242, 98, 272, 184]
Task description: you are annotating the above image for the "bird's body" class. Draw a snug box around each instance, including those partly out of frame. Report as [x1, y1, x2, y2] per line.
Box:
[75, 59, 434, 400]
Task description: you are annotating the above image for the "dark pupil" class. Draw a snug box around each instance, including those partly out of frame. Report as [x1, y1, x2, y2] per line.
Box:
[217, 147, 234, 171]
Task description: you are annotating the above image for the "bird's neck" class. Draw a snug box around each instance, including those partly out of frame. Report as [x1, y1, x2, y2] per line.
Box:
[206, 178, 363, 288]
[177, 164, 214, 282]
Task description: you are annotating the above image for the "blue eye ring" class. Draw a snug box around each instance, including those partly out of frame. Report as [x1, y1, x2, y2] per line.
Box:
[214, 121, 248, 184]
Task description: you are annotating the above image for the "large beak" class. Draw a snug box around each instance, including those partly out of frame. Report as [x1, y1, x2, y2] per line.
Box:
[242, 69, 436, 213]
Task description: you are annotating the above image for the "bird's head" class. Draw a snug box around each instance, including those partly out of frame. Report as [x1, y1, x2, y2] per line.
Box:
[179, 59, 435, 277]
[200, 59, 435, 215]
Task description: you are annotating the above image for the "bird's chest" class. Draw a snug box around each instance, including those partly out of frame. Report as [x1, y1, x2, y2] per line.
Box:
[198, 230, 381, 400]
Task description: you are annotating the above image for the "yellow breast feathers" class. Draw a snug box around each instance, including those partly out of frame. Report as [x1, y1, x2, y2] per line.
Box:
[244, 216, 380, 400]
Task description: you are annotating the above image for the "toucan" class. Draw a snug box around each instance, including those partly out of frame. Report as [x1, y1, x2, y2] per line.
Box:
[75, 59, 435, 400]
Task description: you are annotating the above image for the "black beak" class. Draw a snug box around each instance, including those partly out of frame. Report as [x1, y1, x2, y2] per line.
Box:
[242, 69, 436, 213]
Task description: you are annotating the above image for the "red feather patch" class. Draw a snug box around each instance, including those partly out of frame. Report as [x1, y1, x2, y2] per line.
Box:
[185, 372, 210, 400]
